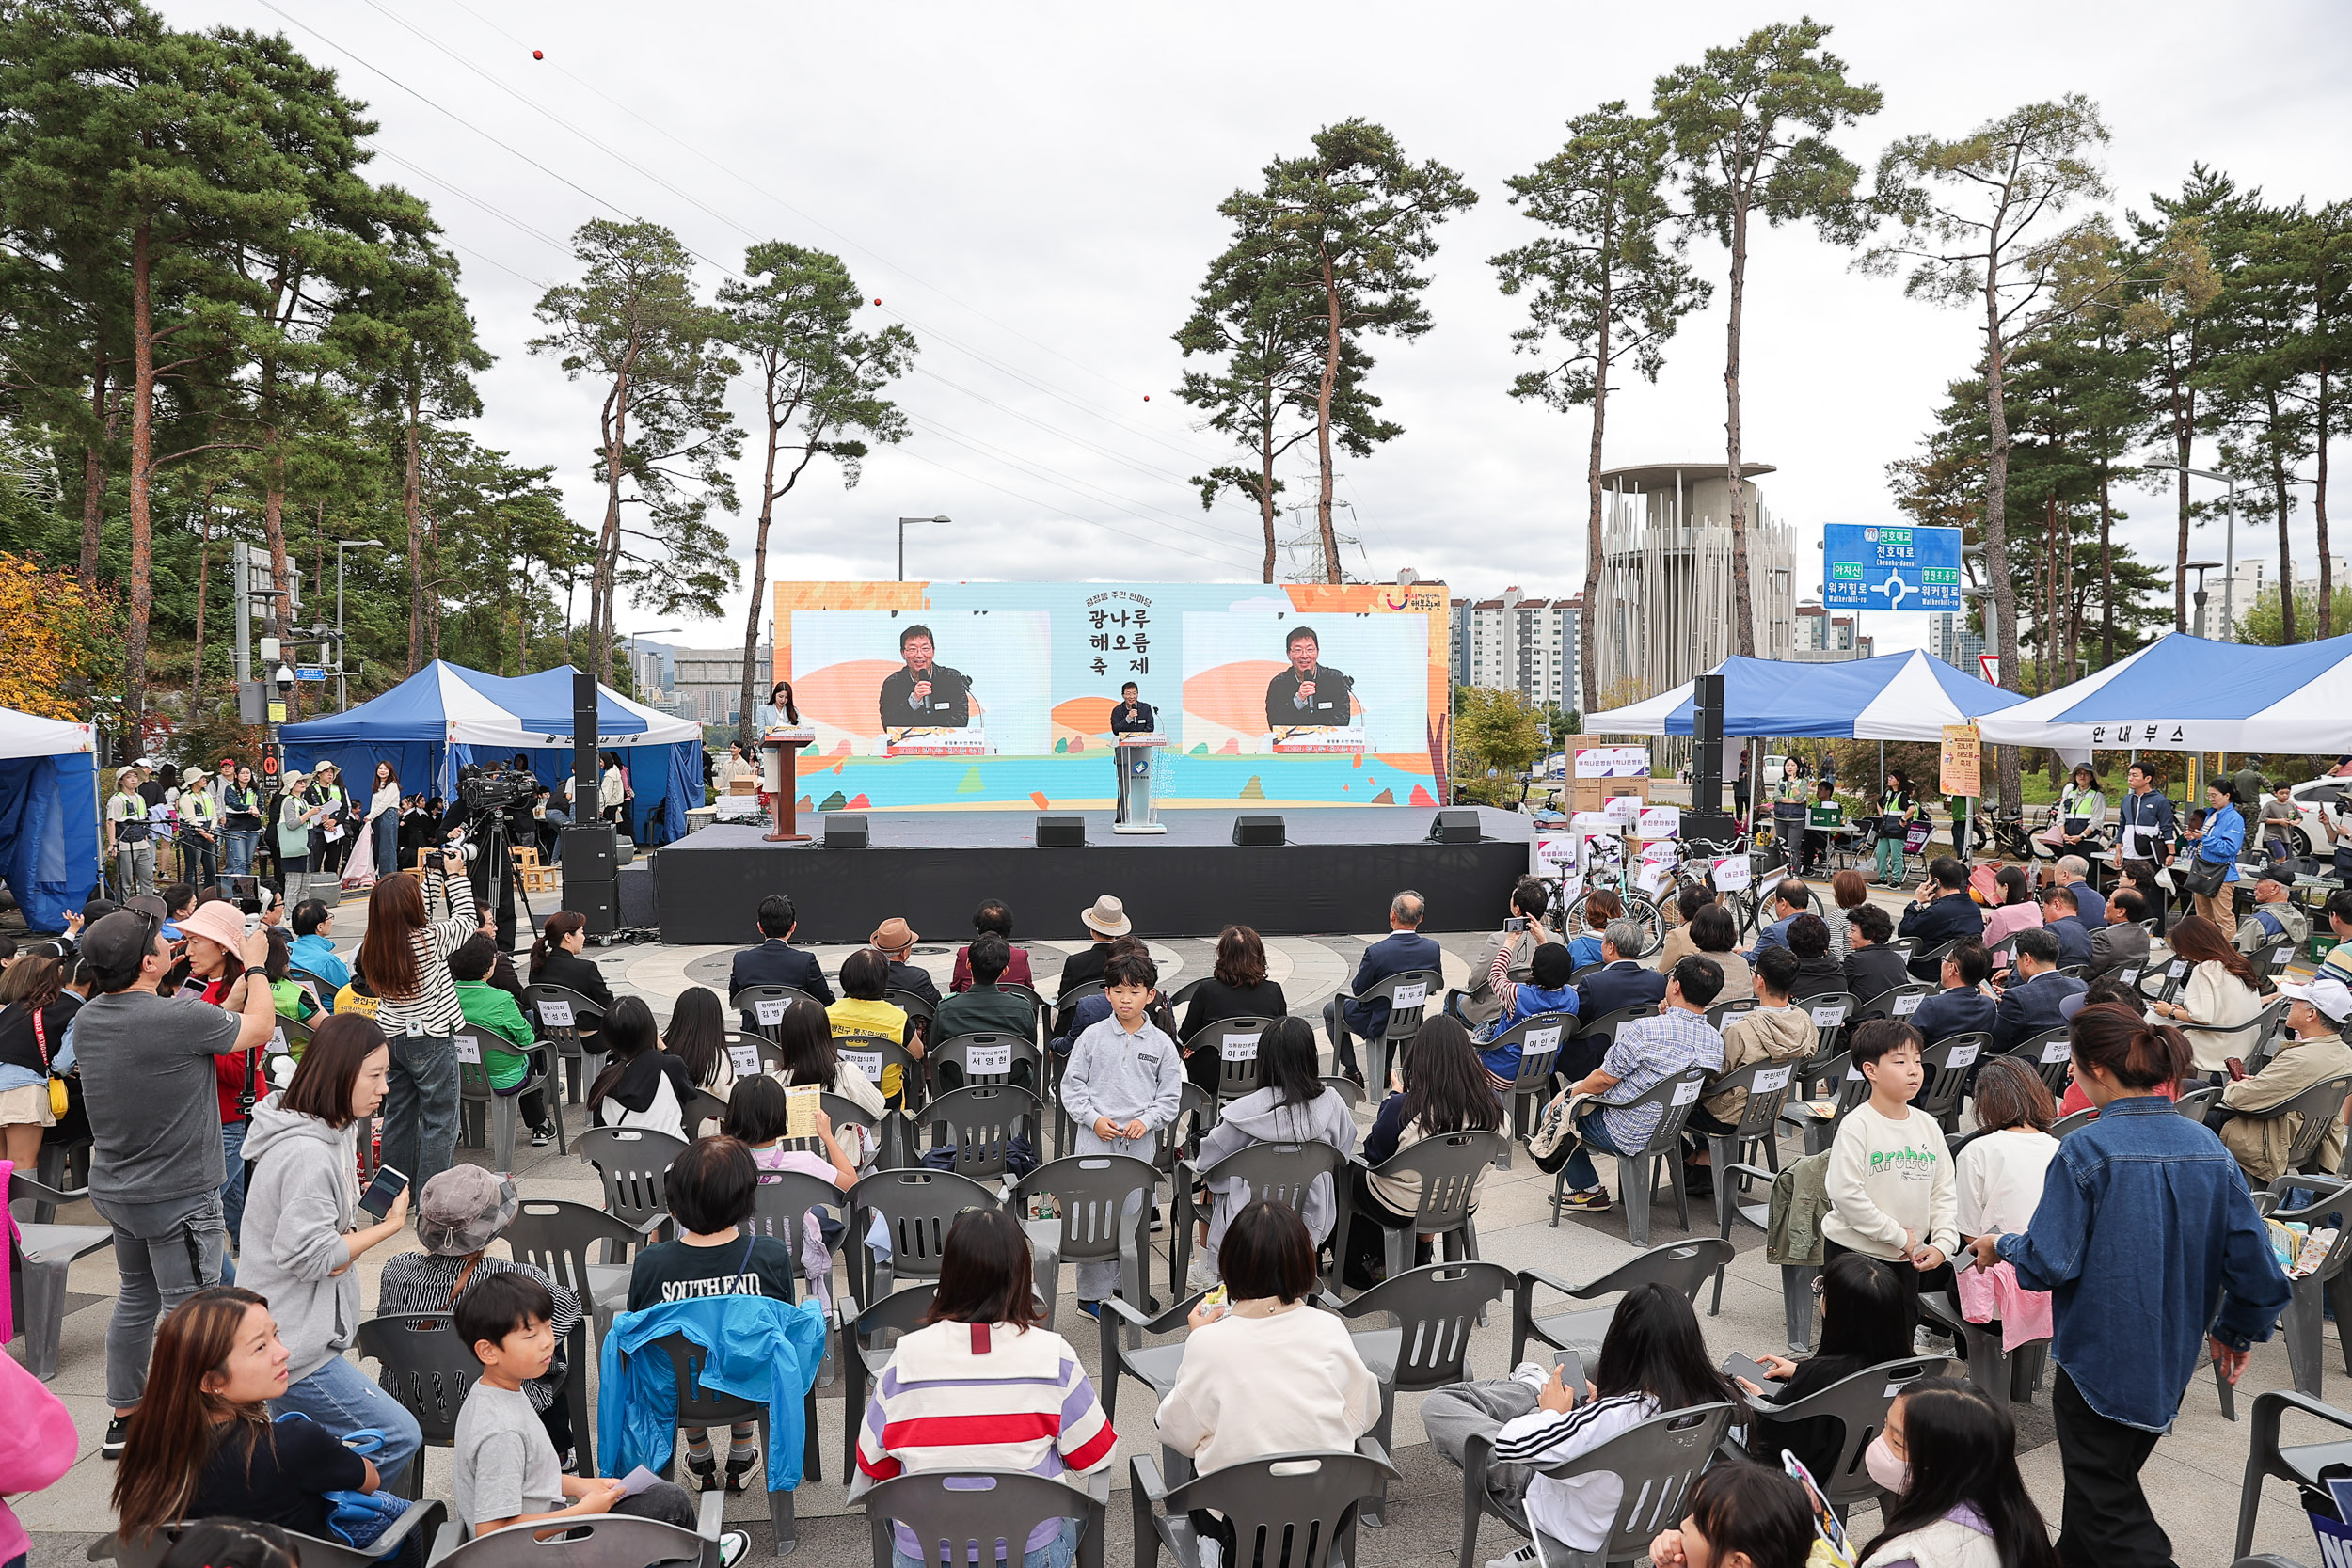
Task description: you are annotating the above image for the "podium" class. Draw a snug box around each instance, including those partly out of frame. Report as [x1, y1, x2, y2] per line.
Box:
[1113, 734, 1168, 835]
[758, 728, 818, 843]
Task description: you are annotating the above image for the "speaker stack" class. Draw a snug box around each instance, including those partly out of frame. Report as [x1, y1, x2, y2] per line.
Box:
[1684, 670, 1738, 846]
[562, 668, 621, 936]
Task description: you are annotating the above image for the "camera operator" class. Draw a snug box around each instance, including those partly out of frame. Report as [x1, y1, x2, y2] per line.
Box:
[441, 766, 539, 952]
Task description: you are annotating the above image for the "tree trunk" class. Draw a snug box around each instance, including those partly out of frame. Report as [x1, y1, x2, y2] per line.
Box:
[2164, 338, 2192, 632]
[2060, 497, 2077, 681]
[737, 390, 785, 758]
[1257, 376, 1279, 585]
[1723, 194, 1756, 657]
[2271, 388, 2296, 644]
[596, 370, 631, 685]
[190, 486, 213, 695]
[1583, 264, 1613, 715]
[79, 348, 109, 592]
[125, 217, 156, 727]
[1981, 268, 2024, 814]
[2320, 358, 2335, 639]
[2098, 458, 2114, 668]
[405, 380, 424, 673]
[1314, 249, 1343, 584]
[426, 511, 442, 662]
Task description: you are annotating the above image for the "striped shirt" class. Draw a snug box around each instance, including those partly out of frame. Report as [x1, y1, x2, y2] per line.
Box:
[1494, 1391, 1660, 1552]
[856, 1319, 1115, 1555]
[372, 871, 478, 1038]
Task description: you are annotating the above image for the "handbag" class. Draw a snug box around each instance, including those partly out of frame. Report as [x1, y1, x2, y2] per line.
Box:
[273, 1414, 407, 1551]
[2182, 852, 2230, 899]
[28, 1010, 67, 1120]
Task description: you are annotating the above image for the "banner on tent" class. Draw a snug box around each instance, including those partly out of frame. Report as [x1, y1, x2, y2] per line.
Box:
[1940, 725, 1981, 798]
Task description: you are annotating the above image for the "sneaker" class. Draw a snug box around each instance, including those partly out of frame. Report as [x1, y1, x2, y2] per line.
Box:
[1486, 1547, 1542, 1568]
[1508, 1362, 1550, 1390]
[102, 1416, 128, 1461]
[716, 1530, 753, 1568]
[1186, 1257, 1221, 1293]
[724, 1444, 760, 1494]
[1074, 1299, 1103, 1321]
[685, 1451, 720, 1491]
[531, 1124, 556, 1148]
[1556, 1187, 1612, 1212]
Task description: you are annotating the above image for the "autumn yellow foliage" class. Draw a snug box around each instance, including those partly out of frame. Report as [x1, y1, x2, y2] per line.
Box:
[0, 553, 111, 721]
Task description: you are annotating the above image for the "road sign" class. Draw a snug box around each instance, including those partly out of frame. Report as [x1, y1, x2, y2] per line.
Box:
[1979, 654, 2001, 687]
[294, 665, 326, 682]
[1822, 524, 1963, 611]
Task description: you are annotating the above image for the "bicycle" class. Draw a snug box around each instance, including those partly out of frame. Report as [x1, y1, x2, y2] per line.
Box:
[1546, 833, 1667, 958]
[1671, 833, 1783, 940]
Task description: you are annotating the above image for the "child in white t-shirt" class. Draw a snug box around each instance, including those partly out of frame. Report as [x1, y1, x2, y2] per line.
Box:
[1822, 1020, 1959, 1305]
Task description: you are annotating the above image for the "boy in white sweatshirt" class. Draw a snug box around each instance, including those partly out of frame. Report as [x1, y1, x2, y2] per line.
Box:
[1822, 1019, 1959, 1303]
[1060, 949, 1184, 1311]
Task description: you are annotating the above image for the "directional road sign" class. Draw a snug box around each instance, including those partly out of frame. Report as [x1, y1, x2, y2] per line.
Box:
[1822, 523, 1963, 612]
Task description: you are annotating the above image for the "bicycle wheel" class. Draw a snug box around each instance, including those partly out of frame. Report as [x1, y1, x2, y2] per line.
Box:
[1618, 892, 1666, 958]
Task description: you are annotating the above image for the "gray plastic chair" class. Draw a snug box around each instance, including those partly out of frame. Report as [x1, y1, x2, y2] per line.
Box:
[1096, 1289, 1211, 1438]
[1131, 1444, 1392, 1568]
[1459, 1402, 1733, 1568]
[355, 1311, 477, 1499]
[1567, 1004, 1660, 1082]
[1321, 1073, 1365, 1112]
[2048, 1107, 2097, 1137]
[2176, 1083, 2224, 1120]
[1782, 1052, 1869, 1156]
[2236, 1388, 2352, 1559]
[1326, 1261, 1513, 1526]
[523, 983, 605, 1103]
[1346, 1130, 1507, 1281]
[844, 1166, 1004, 1305]
[1694, 1057, 1803, 1243]
[425, 1503, 720, 1568]
[503, 1196, 663, 1433]
[1178, 1016, 1279, 1101]
[1344, 968, 1441, 1092]
[89, 1505, 447, 1568]
[1917, 1291, 2048, 1407]
[578, 1125, 690, 1233]
[1171, 1139, 1351, 1298]
[678, 1085, 728, 1139]
[7, 1168, 111, 1380]
[1550, 1067, 1708, 1248]
[2247, 1175, 2352, 1402]
[1715, 1150, 1829, 1353]
[745, 1172, 846, 1296]
[1009, 1153, 1158, 1330]
[455, 1043, 565, 1170]
[838, 1282, 937, 1484]
[1802, 992, 1859, 1057]
[1485, 1012, 1572, 1168]
[1912, 1032, 1986, 1132]
[1703, 997, 1760, 1031]
[1741, 1355, 1948, 1516]
[927, 1032, 1043, 1097]
[1855, 981, 1935, 1023]
[731, 983, 827, 1043]
[919, 1084, 1044, 1183]
[656, 1332, 800, 1553]
[864, 1467, 1106, 1568]
[1513, 1240, 1736, 1366]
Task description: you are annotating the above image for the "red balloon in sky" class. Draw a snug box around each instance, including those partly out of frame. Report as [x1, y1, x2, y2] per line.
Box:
[532, 49, 544, 59]
[1143, 394, 1150, 401]
[873, 297, 882, 306]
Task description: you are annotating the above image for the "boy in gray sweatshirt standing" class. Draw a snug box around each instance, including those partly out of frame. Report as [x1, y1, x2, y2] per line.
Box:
[1060, 949, 1183, 1310]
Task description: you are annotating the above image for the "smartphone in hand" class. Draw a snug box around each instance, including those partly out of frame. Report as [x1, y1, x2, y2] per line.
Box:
[357, 1164, 410, 1221]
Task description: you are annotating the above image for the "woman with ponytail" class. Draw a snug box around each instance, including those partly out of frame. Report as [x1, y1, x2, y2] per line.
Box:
[528, 911, 614, 1012]
[1967, 1001, 2288, 1564]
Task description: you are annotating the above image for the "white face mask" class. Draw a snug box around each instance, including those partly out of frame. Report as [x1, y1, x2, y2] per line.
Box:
[1866, 1432, 1911, 1495]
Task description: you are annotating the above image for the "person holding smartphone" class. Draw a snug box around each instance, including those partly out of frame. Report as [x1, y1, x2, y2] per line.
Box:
[235, 1012, 422, 1483]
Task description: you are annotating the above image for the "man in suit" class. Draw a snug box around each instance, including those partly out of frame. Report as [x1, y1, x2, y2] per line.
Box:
[2053, 854, 2106, 929]
[1263, 626, 1358, 730]
[1744, 879, 1814, 961]
[1108, 681, 1157, 819]
[1899, 857, 1986, 981]
[2039, 886, 2094, 968]
[1323, 890, 1441, 1085]
[1574, 920, 1671, 1022]
[2088, 888, 2153, 982]
[1057, 895, 1128, 997]
[1992, 927, 2087, 1051]
[729, 893, 834, 1025]
[1841, 903, 1911, 1004]
[878, 624, 972, 727]
[1910, 940, 1999, 1046]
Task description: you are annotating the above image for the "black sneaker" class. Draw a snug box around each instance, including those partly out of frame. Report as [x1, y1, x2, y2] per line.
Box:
[531, 1124, 556, 1148]
[103, 1416, 129, 1460]
[724, 1443, 761, 1494]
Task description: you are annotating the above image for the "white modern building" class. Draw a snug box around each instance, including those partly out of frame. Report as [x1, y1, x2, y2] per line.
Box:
[1452, 591, 1583, 710]
[1593, 462, 1796, 705]
[1792, 602, 1874, 658]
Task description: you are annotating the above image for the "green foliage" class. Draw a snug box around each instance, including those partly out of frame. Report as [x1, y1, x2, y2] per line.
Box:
[2237, 583, 2352, 647]
[1454, 686, 1544, 782]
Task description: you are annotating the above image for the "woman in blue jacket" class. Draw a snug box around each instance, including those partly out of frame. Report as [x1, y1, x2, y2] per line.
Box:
[2185, 778, 2246, 942]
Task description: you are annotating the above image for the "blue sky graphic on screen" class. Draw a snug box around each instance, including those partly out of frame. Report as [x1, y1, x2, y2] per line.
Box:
[1821, 523, 1963, 612]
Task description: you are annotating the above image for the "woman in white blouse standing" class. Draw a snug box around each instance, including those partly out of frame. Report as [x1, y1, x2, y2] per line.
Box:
[365, 761, 402, 883]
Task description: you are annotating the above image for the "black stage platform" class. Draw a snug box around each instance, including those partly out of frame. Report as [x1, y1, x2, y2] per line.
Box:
[652, 807, 1534, 944]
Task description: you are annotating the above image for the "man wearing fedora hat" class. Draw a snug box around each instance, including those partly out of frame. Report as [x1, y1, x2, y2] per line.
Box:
[868, 918, 940, 1027]
[1056, 895, 1132, 1022]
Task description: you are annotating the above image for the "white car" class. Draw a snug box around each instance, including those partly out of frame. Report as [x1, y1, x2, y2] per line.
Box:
[2281, 775, 2352, 860]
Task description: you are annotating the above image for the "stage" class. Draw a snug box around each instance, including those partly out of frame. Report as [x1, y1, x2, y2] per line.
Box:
[651, 806, 1534, 944]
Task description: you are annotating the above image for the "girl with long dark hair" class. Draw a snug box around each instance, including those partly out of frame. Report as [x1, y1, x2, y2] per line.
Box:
[114, 1288, 402, 1544]
[662, 985, 732, 1094]
[1739, 1250, 1915, 1485]
[221, 765, 264, 888]
[773, 996, 886, 1127]
[1967, 1002, 2287, 1562]
[1188, 1017, 1355, 1287]
[2148, 911, 2263, 1070]
[587, 996, 694, 1142]
[857, 1208, 1114, 1568]
[1345, 1016, 1502, 1288]
[0, 951, 78, 1171]
[1857, 1377, 2058, 1568]
[366, 760, 401, 885]
[1981, 865, 2044, 951]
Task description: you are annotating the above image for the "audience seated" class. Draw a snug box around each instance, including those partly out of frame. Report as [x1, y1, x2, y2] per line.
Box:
[1955, 1056, 2058, 1349]
[868, 918, 940, 1018]
[1189, 1019, 1355, 1287]
[1990, 930, 2086, 1053]
[1899, 858, 1986, 981]
[529, 910, 615, 1012]
[828, 949, 916, 1101]
[1911, 941, 1998, 1047]
[1323, 891, 1441, 1087]
[1649, 885, 1717, 976]
[284, 899, 350, 991]
[1734, 1251, 1915, 1487]
[1841, 904, 1909, 1003]
[2054, 853, 2106, 930]
[1567, 889, 1621, 971]
[770, 997, 887, 1143]
[1573, 920, 1670, 1025]
[2236, 866, 2311, 958]
[1346, 1016, 1503, 1289]
[930, 932, 1038, 1050]
[728, 895, 832, 1016]
[587, 997, 694, 1142]
[2053, 979, 2169, 1117]
[2146, 913, 2263, 1072]
[723, 1074, 860, 1192]
[2087, 890, 2152, 983]
[1784, 914, 1844, 1003]
[1979, 865, 2044, 952]
[1744, 879, 1814, 961]
[1644, 1464, 1816, 1568]
[1685, 947, 1812, 1182]
[1156, 1201, 1380, 1562]
[1461, 879, 1555, 1027]
[2218, 975, 2352, 1184]
[1476, 941, 1580, 1089]
[1686, 904, 1753, 1005]
[949, 899, 1033, 993]
[1828, 869, 1872, 966]
[1852, 1377, 2057, 1568]
[2038, 887, 2092, 968]
[1177, 925, 1290, 1095]
[1057, 895, 1130, 1003]
[1544, 956, 1727, 1215]
[855, 1208, 1115, 1568]
[660, 985, 733, 1101]
[451, 934, 553, 1147]
[1049, 936, 1178, 1057]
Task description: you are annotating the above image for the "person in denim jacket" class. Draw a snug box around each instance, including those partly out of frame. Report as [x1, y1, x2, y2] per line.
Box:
[1969, 1002, 2288, 1568]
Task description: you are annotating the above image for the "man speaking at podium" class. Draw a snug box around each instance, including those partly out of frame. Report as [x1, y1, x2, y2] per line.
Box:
[1110, 680, 1155, 802]
[879, 623, 972, 727]
[1263, 624, 1356, 730]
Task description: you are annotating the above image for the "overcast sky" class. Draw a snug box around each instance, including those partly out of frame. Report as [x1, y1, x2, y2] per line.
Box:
[161, 0, 2352, 657]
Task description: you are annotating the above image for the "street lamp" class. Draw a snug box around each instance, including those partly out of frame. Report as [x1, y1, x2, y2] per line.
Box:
[2185, 560, 2222, 639]
[897, 515, 951, 582]
[333, 539, 383, 711]
[2146, 461, 2241, 640]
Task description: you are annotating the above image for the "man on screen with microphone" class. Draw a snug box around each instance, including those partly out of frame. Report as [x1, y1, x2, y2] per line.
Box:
[1263, 624, 1358, 730]
[879, 623, 972, 727]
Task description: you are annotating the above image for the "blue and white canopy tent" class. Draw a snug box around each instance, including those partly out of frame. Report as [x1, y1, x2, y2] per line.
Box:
[1977, 631, 2352, 754]
[279, 662, 704, 847]
[1585, 649, 2028, 741]
[0, 706, 100, 931]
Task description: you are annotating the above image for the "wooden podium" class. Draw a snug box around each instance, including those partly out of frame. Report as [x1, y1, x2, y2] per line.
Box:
[758, 728, 818, 843]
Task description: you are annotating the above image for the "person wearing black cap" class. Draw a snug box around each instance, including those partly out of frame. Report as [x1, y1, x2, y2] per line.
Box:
[72, 907, 279, 1460]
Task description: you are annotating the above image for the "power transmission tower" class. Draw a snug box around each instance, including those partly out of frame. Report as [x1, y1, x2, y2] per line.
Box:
[1278, 499, 1369, 584]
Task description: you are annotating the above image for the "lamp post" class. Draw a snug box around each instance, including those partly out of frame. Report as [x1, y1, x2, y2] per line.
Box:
[2147, 462, 2241, 640]
[623, 628, 678, 709]
[333, 539, 383, 711]
[897, 515, 951, 581]
[2185, 560, 2222, 639]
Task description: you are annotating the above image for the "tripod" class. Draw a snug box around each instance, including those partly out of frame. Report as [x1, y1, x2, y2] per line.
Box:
[461, 800, 537, 953]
